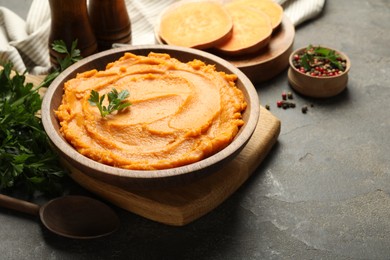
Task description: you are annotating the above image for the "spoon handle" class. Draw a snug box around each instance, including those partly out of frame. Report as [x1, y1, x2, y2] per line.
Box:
[0, 194, 40, 216]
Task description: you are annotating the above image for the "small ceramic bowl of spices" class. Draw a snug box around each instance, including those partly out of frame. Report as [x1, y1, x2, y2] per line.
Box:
[287, 45, 351, 98]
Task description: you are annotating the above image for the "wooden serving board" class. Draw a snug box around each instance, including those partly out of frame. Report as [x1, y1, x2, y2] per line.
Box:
[65, 107, 280, 226]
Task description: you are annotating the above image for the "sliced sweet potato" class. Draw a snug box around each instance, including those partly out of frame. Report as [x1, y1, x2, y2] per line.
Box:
[214, 3, 272, 56]
[232, 0, 284, 30]
[158, 0, 233, 50]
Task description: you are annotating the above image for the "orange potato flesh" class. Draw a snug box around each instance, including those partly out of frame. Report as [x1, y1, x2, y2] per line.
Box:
[232, 0, 284, 30]
[215, 3, 272, 56]
[158, 0, 233, 49]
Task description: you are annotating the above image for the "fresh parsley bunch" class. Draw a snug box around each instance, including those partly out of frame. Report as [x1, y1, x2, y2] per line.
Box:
[0, 40, 82, 196]
[0, 63, 66, 196]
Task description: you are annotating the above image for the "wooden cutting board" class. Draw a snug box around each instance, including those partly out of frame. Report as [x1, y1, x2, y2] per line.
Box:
[26, 72, 280, 227]
[65, 107, 280, 226]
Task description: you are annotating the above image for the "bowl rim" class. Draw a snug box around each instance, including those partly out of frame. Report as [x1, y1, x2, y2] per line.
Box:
[289, 45, 351, 79]
[42, 44, 260, 182]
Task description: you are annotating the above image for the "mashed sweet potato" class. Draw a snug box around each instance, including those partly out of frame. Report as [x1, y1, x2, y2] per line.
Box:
[56, 52, 247, 170]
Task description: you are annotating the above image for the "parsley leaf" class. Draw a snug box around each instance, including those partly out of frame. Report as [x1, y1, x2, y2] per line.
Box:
[88, 88, 132, 118]
[39, 39, 83, 89]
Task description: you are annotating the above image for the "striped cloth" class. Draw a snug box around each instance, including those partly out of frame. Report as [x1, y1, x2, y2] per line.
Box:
[0, 0, 325, 74]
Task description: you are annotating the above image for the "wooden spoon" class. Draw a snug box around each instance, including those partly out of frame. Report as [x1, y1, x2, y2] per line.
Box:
[0, 194, 120, 239]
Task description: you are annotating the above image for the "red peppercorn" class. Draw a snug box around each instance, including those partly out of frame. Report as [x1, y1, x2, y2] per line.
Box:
[277, 100, 283, 107]
[282, 92, 287, 100]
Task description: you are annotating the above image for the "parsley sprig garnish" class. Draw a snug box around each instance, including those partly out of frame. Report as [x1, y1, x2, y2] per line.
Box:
[88, 89, 132, 118]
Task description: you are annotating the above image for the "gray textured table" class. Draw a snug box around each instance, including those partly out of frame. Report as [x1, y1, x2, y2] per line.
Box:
[1, 1, 390, 259]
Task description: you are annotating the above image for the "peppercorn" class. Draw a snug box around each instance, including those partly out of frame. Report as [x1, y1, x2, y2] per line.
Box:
[282, 92, 287, 100]
[265, 104, 270, 110]
[301, 105, 308, 114]
[277, 100, 296, 109]
[287, 92, 293, 99]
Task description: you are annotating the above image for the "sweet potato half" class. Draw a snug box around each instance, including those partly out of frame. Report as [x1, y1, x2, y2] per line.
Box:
[232, 0, 284, 30]
[158, 0, 233, 49]
[215, 2, 273, 56]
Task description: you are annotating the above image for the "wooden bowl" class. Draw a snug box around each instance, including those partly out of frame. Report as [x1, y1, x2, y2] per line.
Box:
[288, 46, 351, 98]
[42, 45, 260, 190]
